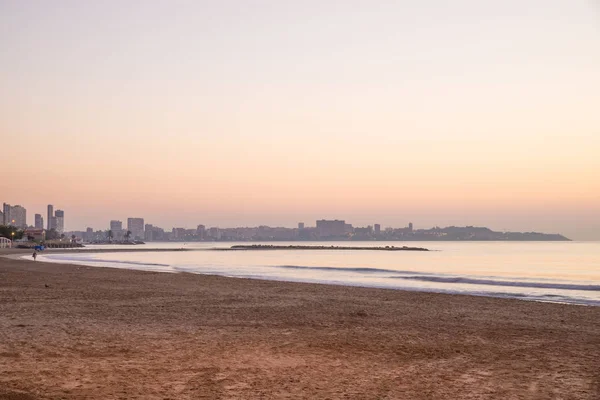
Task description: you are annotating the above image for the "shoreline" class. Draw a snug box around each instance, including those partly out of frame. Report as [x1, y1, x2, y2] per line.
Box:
[7, 248, 598, 307]
[24, 255, 600, 308]
[0, 247, 192, 257]
[1, 255, 599, 398]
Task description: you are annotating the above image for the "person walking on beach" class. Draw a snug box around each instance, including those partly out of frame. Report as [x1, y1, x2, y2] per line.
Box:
[32, 251, 37, 261]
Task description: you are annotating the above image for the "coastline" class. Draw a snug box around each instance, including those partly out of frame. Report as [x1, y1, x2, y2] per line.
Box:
[1, 254, 599, 399]
[9, 246, 600, 307]
[0, 247, 193, 257]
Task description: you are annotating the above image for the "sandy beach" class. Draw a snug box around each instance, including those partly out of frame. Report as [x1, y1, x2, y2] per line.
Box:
[1, 252, 599, 399]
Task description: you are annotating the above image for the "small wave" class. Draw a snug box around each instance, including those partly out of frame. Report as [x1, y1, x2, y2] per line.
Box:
[391, 275, 600, 291]
[276, 265, 432, 275]
[172, 265, 217, 273]
[43, 255, 170, 268]
[445, 290, 600, 306]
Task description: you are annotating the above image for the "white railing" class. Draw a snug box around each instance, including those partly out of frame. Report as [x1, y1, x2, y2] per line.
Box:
[0, 237, 12, 248]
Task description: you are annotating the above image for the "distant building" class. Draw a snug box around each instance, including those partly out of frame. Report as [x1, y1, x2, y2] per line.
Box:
[49, 217, 57, 231]
[354, 226, 373, 237]
[23, 228, 45, 242]
[208, 227, 221, 240]
[197, 224, 206, 240]
[152, 226, 165, 241]
[110, 220, 123, 239]
[55, 210, 64, 233]
[316, 220, 347, 238]
[408, 222, 413, 231]
[298, 222, 305, 230]
[85, 227, 94, 242]
[35, 214, 44, 229]
[47, 205, 54, 230]
[3, 204, 27, 228]
[172, 227, 186, 240]
[0, 210, 3, 225]
[65, 231, 85, 242]
[374, 224, 381, 235]
[110, 220, 122, 231]
[186, 229, 196, 236]
[13, 205, 27, 228]
[2, 203, 10, 225]
[144, 224, 154, 241]
[127, 218, 144, 240]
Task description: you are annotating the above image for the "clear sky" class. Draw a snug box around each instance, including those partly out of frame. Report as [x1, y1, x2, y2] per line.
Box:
[1, 0, 599, 239]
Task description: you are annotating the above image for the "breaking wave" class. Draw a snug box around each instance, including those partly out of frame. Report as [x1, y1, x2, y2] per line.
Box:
[390, 276, 600, 291]
[276, 265, 432, 275]
[43, 255, 170, 268]
[33, 254, 600, 306]
[276, 265, 599, 292]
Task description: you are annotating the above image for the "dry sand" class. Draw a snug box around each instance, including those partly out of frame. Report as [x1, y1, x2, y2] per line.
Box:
[1, 251, 599, 399]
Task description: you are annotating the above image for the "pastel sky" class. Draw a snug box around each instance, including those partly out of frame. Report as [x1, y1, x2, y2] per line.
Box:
[1, 0, 599, 239]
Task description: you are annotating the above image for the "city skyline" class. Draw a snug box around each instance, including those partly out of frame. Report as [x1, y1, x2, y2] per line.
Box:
[1, 1, 599, 240]
[0, 199, 580, 240]
[40, 218, 571, 243]
[0, 198, 597, 240]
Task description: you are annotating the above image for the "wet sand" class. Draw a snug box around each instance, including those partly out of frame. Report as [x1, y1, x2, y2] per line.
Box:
[1, 253, 599, 399]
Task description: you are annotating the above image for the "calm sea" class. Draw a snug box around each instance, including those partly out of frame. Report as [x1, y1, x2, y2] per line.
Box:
[34, 241, 600, 306]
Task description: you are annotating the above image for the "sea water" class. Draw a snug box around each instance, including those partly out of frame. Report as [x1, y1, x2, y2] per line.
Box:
[34, 241, 600, 306]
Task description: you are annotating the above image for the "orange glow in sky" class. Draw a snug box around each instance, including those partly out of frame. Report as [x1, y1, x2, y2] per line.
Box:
[1, 1, 599, 239]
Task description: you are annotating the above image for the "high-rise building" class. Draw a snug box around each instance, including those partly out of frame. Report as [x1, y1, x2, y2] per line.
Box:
[354, 226, 373, 236]
[152, 226, 165, 241]
[110, 220, 123, 239]
[2, 203, 10, 225]
[10, 205, 27, 228]
[144, 224, 154, 241]
[85, 227, 94, 242]
[374, 224, 381, 235]
[47, 205, 54, 230]
[49, 217, 57, 231]
[0, 210, 3, 225]
[172, 227, 186, 240]
[35, 214, 44, 229]
[3, 204, 27, 228]
[55, 210, 64, 233]
[316, 219, 347, 238]
[127, 218, 145, 240]
[408, 222, 413, 232]
[208, 227, 221, 240]
[298, 222, 305, 230]
[110, 220, 122, 231]
[196, 224, 206, 240]
[197, 225, 207, 240]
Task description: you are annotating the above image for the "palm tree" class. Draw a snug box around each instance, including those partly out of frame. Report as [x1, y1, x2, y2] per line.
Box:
[125, 230, 132, 242]
[107, 230, 113, 243]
